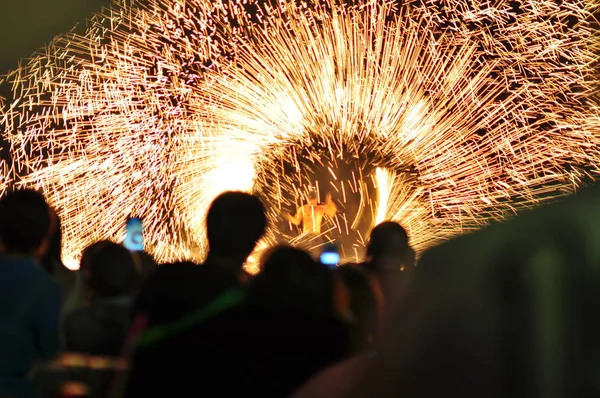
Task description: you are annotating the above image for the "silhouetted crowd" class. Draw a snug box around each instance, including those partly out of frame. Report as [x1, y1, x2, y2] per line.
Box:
[5, 185, 598, 398]
[0, 189, 415, 398]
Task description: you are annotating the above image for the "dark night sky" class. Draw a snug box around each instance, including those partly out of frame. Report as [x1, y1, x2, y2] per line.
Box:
[0, 0, 112, 75]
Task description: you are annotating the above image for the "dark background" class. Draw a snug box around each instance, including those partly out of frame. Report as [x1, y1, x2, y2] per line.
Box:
[0, 0, 112, 75]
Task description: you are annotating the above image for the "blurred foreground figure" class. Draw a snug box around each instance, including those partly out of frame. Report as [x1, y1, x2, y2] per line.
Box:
[243, 246, 349, 396]
[127, 245, 348, 397]
[0, 189, 60, 398]
[63, 241, 137, 356]
[301, 184, 600, 398]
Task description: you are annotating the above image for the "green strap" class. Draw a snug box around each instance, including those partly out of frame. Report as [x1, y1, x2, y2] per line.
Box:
[136, 288, 247, 348]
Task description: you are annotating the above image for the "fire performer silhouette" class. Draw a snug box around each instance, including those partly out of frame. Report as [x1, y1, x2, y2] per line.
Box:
[283, 188, 337, 235]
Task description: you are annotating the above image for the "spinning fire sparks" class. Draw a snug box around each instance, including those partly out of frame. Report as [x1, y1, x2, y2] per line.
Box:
[1, 0, 599, 268]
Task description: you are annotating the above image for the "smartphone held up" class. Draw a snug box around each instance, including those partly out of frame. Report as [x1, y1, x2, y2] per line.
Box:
[123, 217, 144, 252]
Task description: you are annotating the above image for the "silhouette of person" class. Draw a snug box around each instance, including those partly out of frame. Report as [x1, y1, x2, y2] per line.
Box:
[283, 188, 337, 234]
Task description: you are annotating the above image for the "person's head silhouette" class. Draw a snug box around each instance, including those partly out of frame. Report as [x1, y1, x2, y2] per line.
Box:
[0, 188, 52, 258]
[206, 191, 267, 269]
[366, 221, 415, 272]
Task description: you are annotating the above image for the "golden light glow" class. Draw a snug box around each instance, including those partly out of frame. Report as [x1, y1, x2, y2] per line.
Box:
[0, 0, 598, 267]
[375, 167, 393, 226]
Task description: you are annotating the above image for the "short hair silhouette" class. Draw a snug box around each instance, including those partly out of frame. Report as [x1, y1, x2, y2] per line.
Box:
[0, 188, 51, 253]
[84, 240, 137, 298]
[251, 246, 333, 316]
[367, 221, 410, 260]
[206, 191, 266, 257]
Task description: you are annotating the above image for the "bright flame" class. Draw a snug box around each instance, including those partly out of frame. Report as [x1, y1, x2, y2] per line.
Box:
[375, 167, 394, 225]
[63, 258, 79, 271]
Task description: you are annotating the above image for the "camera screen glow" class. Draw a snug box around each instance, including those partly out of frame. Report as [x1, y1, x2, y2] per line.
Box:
[124, 218, 144, 251]
[320, 252, 340, 265]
